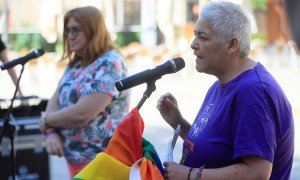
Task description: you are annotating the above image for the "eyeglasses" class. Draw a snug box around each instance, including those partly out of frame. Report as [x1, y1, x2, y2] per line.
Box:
[64, 26, 82, 37]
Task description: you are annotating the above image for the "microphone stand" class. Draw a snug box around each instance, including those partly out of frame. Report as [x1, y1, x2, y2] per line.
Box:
[0, 64, 25, 180]
[136, 80, 156, 110]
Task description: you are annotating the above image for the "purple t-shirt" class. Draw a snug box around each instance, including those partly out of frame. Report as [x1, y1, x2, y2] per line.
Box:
[181, 63, 294, 179]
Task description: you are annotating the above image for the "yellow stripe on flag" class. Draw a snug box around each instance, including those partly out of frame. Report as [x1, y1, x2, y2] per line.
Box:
[74, 152, 130, 180]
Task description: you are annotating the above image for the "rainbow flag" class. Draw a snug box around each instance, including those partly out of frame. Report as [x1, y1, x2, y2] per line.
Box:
[73, 108, 164, 180]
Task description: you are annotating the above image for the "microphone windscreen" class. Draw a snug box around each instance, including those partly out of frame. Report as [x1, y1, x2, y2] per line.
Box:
[172, 57, 185, 72]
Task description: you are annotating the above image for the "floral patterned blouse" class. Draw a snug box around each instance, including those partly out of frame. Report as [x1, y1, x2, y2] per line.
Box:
[58, 50, 130, 164]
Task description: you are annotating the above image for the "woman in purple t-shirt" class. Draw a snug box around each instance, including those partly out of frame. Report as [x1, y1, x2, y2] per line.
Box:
[157, 1, 294, 180]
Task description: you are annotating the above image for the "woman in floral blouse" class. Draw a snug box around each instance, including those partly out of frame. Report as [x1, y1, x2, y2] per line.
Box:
[38, 6, 130, 178]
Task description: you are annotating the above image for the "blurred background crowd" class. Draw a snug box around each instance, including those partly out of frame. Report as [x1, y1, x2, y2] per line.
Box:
[1, 0, 299, 98]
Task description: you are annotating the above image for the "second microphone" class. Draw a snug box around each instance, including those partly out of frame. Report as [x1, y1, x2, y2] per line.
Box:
[115, 57, 185, 91]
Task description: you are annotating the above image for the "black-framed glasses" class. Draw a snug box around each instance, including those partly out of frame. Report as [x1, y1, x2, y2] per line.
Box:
[64, 26, 82, 37]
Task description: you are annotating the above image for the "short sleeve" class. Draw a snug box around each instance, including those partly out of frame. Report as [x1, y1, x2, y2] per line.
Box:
[233, 88, 276, 163]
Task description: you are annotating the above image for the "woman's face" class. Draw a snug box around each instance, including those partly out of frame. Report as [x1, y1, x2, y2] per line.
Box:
[190, 17, 229, 76]
[64, 17, 87, 56]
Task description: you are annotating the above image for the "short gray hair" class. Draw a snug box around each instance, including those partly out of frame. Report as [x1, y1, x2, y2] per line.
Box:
[199, 1, 251, 56]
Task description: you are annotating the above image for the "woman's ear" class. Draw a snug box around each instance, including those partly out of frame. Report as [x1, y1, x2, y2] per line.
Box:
[227, 37, 239, 54]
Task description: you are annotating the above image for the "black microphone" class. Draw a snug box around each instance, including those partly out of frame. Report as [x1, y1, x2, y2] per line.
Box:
[115, 57, 185, 91]
[0, 48, 45, 70]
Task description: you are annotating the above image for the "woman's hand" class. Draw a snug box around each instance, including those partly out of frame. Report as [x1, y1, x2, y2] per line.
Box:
[45, 132, 64, 157]
[163, 161, 191, 180]
[157, 92, 183, 128]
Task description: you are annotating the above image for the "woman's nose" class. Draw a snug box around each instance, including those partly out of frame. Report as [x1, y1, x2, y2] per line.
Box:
[191, 38, 199, 50]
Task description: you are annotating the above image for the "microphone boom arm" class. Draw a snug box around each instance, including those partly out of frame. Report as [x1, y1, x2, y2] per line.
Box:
[136, 80, 157, 110]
